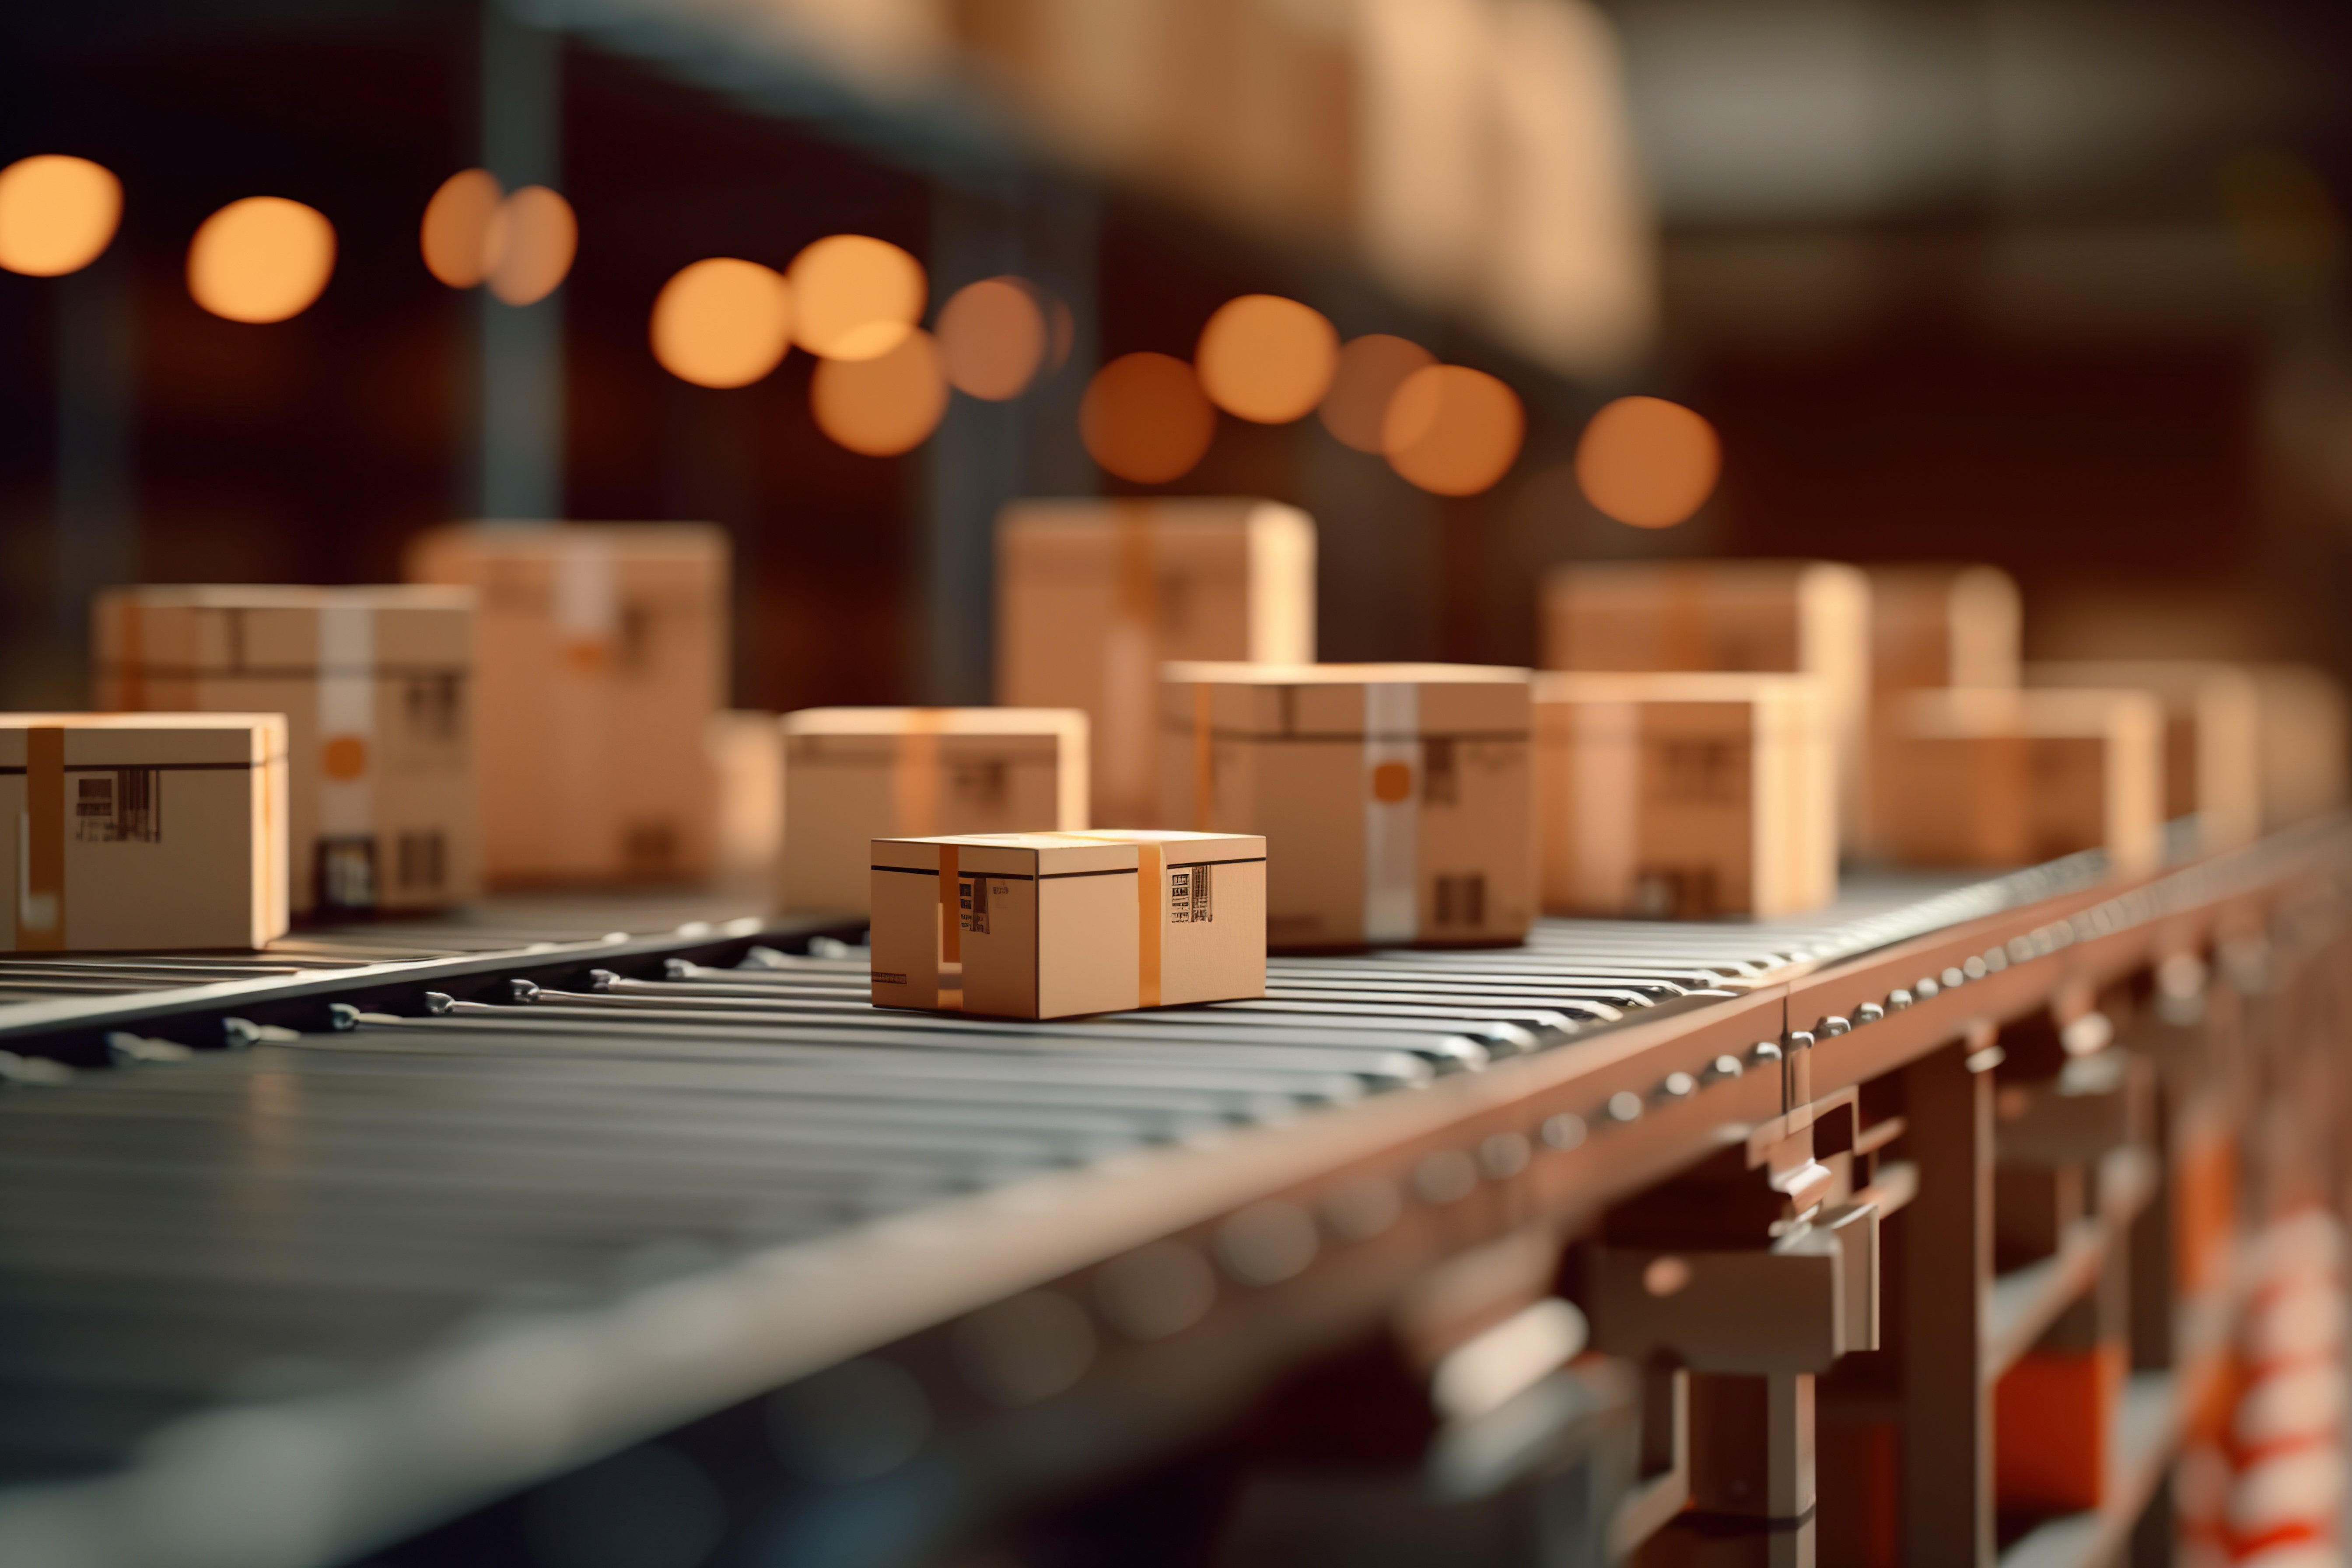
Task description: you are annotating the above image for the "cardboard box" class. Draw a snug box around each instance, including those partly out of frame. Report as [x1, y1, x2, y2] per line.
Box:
[2024, 662, 2261, 855]
[780, 708, 1088, 915]
[1159, 662, 1533, 950]
[2247, 663, 2349, 835]
[1865, 564, 2021, 698]
[93, 585, 478, 917]
[997, 498, 1316, 827]
[2, 713, 289, 952]
[707, 710, 783, 895]
[405, 523, 727, 887]
[870, 830, 1266, 1018]
[1877, 689, 2164, 877]
[1540, 560, 1871, 849]
[1533, 672, 1836, 919]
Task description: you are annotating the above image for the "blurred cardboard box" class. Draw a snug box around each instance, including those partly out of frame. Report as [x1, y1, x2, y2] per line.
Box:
[1865, 564, 2021, 697]
[780, 708, 1088, 916]
[707, 710, 782, 896]
[1160, 662, 1532, 950]
[870, 830, 1265, 1018]
[997, 499, 1315, 828]
[1541, 560, 1870, 849]
[2024, 662, 2260, 855]
[1533, 672, 1836, 920]
[93, 585, 477, 917]
[2, 713, 289, 952]
[2247, 663, 2348, 835]
[405, 523, 727, 888]
[1878, 689, 2163, 877]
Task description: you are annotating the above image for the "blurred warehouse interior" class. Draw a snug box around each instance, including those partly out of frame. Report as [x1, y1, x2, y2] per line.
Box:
[4, 0, 2352, 728]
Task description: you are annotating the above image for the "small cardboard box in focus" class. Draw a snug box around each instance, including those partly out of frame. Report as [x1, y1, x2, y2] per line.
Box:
[1533, 672, 1836, 920]
[870, 830, 1265, 1018]
[405, 523, 727, 887]
[2024, 662, 2260, 855]
[94, 584, 478, 916]
[2, 713, 290, 952]
[1878, 689, 2163, 877]
[1160, 663, 1533, 950]
[997, 499, 1315, 828]
[1541, 560, 1870, 848]
[780, 708, 1088, 915]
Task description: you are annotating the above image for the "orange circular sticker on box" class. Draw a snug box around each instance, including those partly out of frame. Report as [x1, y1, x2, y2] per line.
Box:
[322, 734, 369, 780]
[1371, 761, 1413, 803]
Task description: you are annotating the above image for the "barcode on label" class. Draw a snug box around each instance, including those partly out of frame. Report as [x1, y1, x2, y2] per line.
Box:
[1168, 864, 1213, 924]
[959, 876, 990, 935]
[74, 769, 161, 844]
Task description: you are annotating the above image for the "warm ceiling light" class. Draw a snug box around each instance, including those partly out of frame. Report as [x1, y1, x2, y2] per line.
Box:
[650, 259, 793, 389]
[1382, 364, 1525, 497]
[486, 185, 575, 306]
[812, 327, 948, 455]
[1574, 395, 1721, 528]
[1318, 333, 1437, 453]
[937, 276, 1046, 400]
[1080, 352, 1217, 484]
[421, 168, 502, 288]
[789, 234, 925, 361]
[0, 155, 122, 277]
[1196, 294, 1339, 424]
[186, 196, 336, 323]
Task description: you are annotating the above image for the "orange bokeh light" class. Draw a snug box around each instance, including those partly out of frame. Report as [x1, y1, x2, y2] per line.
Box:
[937, 276, 1046, 400]
[1575, 396, 1721, 528]
[1382, 364, 1525, 497]
[650, 259, 793, 389]
[1080, 353, 1217, 484]
[187, 196, 336, 323]
[1318, 334, 1437, 453]
[0, 155, 121, 277]
[421, 169, 502, 288]
[486, 185, 575, 306]
[790, 234, 926, 361]
[812, 327, 949, 455]
[1196, 294, 1339, 424]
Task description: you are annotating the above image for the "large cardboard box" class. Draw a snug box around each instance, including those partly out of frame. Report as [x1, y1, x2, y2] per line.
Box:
[2247, 663, 2349, 835]
[780, 708, 1088, 916]
[2, 714, 289, 952]
[997, 499, 1315, 828]
[870, 830, 1266, 1018]
[1533, 672, 1836, 919]
[93, 585, 477, 917]
[2024, 662, 2260, 855]
[1878, 689, 2163, 877]
[405, 523, 727, 887]
[1540, 560, 1870, 849]
[1160, 662, 1533, 950]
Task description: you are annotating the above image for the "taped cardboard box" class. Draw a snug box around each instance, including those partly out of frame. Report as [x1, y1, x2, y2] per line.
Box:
[405, 523, 727, 887]
[1540, 560, 1870, 849]
[997, 498, 1315, 828]
[93, 584, 477, 917]
[1878, 689, 2163, 877]
[781, 708, 1088, 916]
[1160, 663, 1533, 951]
[2, 713, 289, 952]
[2023, 662, 2260, 855]
[870, 830, 1265, 1019]
[1533, 672, 1836, 920]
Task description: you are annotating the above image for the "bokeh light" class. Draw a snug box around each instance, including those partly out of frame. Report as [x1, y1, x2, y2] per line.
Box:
[420, 169, 502, 288]
[1196, 294, 1339, 424]
[486, 185, 575, 306]
[1574, 395, 1721, 528]
[1080, 352, 1217, 484]
[937, 277, 1046, 400]
[1318, 333, 1437, 453]
[812, 326, 948, 455]
[650, 259, 792, 388]
[186, 196, 336, 323]
[789, 234, 925, 361]
[0, 155, 121, 277]
[1382, 364, 1524, 496]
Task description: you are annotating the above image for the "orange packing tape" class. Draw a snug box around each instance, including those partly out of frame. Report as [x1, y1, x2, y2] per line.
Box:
[893, 708, 945, 838]
[116, 598, 144, 711]
[24, 726, 64, 951]
[1116, 499, 1155, 624]
[1665, 563, 1707, 671]
[1136, 840, 1163, 1008]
